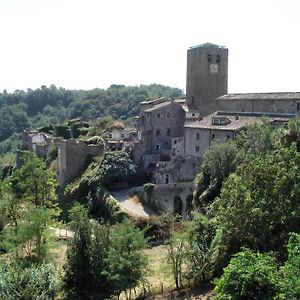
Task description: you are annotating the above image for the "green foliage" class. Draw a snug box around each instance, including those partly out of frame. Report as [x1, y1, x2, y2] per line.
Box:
[0, 154, 59, 264]
[0, 263, 60, 300]
[53, 124, 70, 139]
[104, 220, 149, 298]
[64, 204, 111, 299]
[184, 213, 215, 282]
[0, 105, 30, 142]
[214, 248, 280, 300]
[12, 153, 57, 207]
[279, 233, 300, 299]
[64, 205, 148, 299]
[62, 157, 125, 222]
[165, 230, 186, 289]
[0, 84, 182, 156]
[98, 150, 137, 186]
[0, 133, 21, 156]
[194, 141, 238, 210]
[235, 118, 274, 155]
[210, 143, 300, 271]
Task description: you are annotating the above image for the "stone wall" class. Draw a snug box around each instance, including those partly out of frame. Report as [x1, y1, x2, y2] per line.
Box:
[153, 156, 201, 184]
[133, 182, 194, 219]
[184, 127, 234, 159]
[217, 97, 300, 115]
[57, 138, 104, 186]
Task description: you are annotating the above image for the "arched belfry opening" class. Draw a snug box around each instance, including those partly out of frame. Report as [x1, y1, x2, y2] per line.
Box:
[173, 196, 183, 217]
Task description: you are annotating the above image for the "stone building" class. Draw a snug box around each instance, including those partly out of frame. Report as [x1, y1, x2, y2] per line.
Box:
[137, 97, 185, 169]
[137, 42, 300, 188]
[57, 138, 104, 186]
[21, 130, 54, 158]
[185, 43, 228, 118]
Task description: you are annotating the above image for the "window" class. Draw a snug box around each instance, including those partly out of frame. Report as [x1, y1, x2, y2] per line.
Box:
[195, 146, 200, 152]
[216, 54, 221, 62]
[212, 117, 230, 126]
[156, 144, 160, 150]
[156, 130, 160, 136]
[174, 139, 177, 144]
[167, 112, 171, 118]
[196, 133, 200, 140]
[146, 113, 150, 118]
[192, 113, 195, 117]
[157, 113, 160, 118]
[167, 128, 171, 136]
[165, 174, 169, 184]
[226, 135, 230, 140]
[121, 133, 124, 138]
[211, 134, 215, 141]
[297, 103, 300, 111]
[108, 133, 112, 138]
[192, 96, 195, 104]
[208, 54, 212, 62]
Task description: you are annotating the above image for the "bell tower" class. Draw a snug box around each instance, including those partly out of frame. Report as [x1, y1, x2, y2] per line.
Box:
[186, 43, 228, 118]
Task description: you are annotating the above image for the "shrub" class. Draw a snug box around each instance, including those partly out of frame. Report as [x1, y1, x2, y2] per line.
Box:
[279, 233, 300, 299]
[0, 263, 60, 300]
[215, 248, 279, 300]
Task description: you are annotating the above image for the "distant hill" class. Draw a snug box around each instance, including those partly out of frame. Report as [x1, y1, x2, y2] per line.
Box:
[0, 84, 183, 156]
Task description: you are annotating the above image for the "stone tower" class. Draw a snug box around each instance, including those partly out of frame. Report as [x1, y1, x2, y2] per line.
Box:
[186, 43, 228, 118]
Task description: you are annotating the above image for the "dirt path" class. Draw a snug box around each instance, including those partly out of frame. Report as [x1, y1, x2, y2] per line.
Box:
[110, 188, 155, 219]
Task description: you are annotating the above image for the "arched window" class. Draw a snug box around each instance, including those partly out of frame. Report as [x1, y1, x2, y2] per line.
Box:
[216, 54, 221, 62]
[208, 54, 212, 62]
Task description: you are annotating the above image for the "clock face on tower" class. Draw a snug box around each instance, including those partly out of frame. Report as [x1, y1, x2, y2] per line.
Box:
[210, 63, 219, 74]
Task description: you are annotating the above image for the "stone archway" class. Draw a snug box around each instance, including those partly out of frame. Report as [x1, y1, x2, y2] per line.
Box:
[173, 196, 183, 217]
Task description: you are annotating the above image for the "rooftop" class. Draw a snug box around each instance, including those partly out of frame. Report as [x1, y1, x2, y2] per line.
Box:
[217, 92, 300, 101]
[189, 42, 226, 50]
[184, 112, 290, 131]
[144, 101, 172, 112]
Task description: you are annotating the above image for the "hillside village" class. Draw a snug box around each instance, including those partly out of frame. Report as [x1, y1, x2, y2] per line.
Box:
[20, 42, 300, 217]
[1, 42, 300, 300]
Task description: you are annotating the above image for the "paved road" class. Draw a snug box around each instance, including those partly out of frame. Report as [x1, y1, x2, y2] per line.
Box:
[110, 188, 155, 219]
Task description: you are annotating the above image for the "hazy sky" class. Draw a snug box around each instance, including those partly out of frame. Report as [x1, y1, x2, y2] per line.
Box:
[0, 0, 299, 93]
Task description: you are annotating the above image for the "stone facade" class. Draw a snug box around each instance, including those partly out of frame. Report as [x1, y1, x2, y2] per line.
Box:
[137, 42, 299, 190]
[133, 182, 194, 218]
[138, 97, 185, 161]
[57, 138, 104, 186]
[186, 43, 228, 118]
[21, 131, 53, 158]
[217, 93, 300, 115]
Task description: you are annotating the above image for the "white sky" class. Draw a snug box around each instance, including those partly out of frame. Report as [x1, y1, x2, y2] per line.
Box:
[0, 0, 299, 93]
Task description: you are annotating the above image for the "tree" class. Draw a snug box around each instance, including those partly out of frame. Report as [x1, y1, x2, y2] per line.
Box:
[165, 231, 186, 289]
[210, 142, 300, 273]
[104, 220, 148, 299]
[194, 141, 238, 210]
[235, 117, 274, 156]
[63, 204, 111, 299]
[12, 153, 57, 207]
[214, 249, 279, 300]
[98, 150, 136, 186]
[279, 233, 300, 299]
[63, 204, 93, 299]
[1, 154, 59, 264]
[0, 263, 60, 300]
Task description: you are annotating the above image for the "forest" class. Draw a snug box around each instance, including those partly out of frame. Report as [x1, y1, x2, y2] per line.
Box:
[0, 84, 299, 299]
[0, 84, 183, 163]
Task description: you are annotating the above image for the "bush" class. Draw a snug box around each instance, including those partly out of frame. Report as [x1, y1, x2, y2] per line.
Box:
[215, 248, 279, 300]
[279, 233, 300, 299]
[0, 263, 60, 300]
